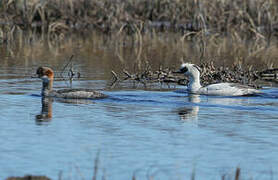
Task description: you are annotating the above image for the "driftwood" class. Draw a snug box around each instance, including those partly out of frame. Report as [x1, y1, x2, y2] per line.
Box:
[109, 62, 277, 89]
[110, 66, 186, 89]
[199, 62, 260, 88]
[259, 68, 278, 80]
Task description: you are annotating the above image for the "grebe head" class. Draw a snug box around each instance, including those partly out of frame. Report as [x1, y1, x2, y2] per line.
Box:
[36, 67, 54, 94]
[36, 67, 54, 82]
[36, 67, 54, 78]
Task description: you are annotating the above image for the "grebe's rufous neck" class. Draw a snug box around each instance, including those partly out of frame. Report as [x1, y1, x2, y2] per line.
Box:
[175, 63, 261, 96]
[36, 66, 107, 99]
[36, 67, 54, 95]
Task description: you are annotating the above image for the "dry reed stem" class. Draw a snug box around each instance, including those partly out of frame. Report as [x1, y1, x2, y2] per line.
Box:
[2, 0, 278, 71]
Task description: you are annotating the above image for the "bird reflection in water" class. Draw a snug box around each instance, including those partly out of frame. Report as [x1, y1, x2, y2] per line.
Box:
[36, 97, 53, 124]
[178, 95, 200, 123]
[35, 97, 94, 125]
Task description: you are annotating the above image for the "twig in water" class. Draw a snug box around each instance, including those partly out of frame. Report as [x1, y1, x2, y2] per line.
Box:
[58, 170, 63, 180]
[235, 167, 240, 180]
[111, 70, 119, 81]
[123, 70, 132, 79]
[75, 164, 85, 180]
[92, 150, 100, 180]
[60, 54, 74, 77]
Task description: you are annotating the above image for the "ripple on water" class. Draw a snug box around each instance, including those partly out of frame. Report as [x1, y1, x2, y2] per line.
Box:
[0, 73, 278, 179]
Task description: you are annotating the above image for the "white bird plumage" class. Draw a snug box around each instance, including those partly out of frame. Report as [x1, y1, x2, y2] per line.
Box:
[176, 63, 261, 96]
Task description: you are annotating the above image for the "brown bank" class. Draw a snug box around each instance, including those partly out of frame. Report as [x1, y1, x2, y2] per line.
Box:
[6, 175, 51, 180]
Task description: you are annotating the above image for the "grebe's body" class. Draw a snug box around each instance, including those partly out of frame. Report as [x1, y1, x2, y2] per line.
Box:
[36, 67, 107, 99]
[176, 63, 261, 96]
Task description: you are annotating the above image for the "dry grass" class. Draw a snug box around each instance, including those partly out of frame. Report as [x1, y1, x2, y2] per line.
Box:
[1, 0, 278, 35]
[4, 166, 262, 180]
[2, 30, 278, 74]
[0, 0, 278, 70]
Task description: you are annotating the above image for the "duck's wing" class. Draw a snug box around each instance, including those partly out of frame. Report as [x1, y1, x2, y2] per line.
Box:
[198, 83, 260, 96]
[55, 88, 107, 99]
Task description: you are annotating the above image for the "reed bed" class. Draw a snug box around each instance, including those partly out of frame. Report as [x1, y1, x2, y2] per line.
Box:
[2, 30, 277, 73]
[1, 0, 278, 35]
[1, 0, 278, 72]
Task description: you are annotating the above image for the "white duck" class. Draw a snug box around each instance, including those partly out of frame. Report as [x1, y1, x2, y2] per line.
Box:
[176, 63, 261, 96]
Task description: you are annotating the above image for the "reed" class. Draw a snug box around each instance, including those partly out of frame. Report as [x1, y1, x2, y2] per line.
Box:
[1, 0, 278, 35]
[1, 0, 278, 71]
[5, 167, 262, 180]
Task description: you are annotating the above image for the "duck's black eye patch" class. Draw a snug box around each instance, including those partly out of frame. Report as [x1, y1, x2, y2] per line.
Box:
[180, 66, 188, 73]
[193, 65, 201, 73]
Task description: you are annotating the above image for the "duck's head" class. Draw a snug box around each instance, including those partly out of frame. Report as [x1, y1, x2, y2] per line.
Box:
[36, 67, 54, 83]
[175, 63, 201, 78]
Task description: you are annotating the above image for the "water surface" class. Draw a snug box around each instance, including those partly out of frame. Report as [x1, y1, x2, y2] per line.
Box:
[1, 44, 278, 180]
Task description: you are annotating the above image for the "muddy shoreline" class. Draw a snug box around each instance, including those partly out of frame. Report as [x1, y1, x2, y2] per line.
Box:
[6, 175, 51, 180]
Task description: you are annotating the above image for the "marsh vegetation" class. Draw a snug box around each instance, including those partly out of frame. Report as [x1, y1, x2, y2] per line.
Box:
[0, 0, 278, 72]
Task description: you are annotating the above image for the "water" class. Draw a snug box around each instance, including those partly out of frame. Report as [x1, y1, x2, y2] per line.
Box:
[1, 39, 278, 179]
[1, 65, 278, 180]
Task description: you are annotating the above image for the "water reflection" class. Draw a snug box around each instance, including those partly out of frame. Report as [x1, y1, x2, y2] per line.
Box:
[176, 94, 259, 124]
[35, 97, 94, 125]
[178, 95, 200, 122]
[35, 97, 53, 124]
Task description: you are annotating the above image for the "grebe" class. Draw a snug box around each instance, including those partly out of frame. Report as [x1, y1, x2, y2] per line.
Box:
[36, 97, 53, 122]
[36, 66, 107, 99]
[175, 63, 261, 96]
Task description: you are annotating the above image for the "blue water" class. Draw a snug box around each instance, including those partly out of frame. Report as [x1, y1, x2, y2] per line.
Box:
[1, 73, 278, 180]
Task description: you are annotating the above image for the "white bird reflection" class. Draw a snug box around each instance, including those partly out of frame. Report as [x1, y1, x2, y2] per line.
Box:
[177, 94, 253, 124]
[177, 95, 200, 123]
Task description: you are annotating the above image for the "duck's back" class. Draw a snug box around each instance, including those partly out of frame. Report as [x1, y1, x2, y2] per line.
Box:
[53, 89, 108, 99]
[197, 83, 260, 96]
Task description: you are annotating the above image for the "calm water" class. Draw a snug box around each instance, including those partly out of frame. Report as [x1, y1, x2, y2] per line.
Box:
[1, 46, 278, 180]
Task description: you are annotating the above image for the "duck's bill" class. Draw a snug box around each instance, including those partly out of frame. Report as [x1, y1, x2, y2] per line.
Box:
[173, 70, 183, 74]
